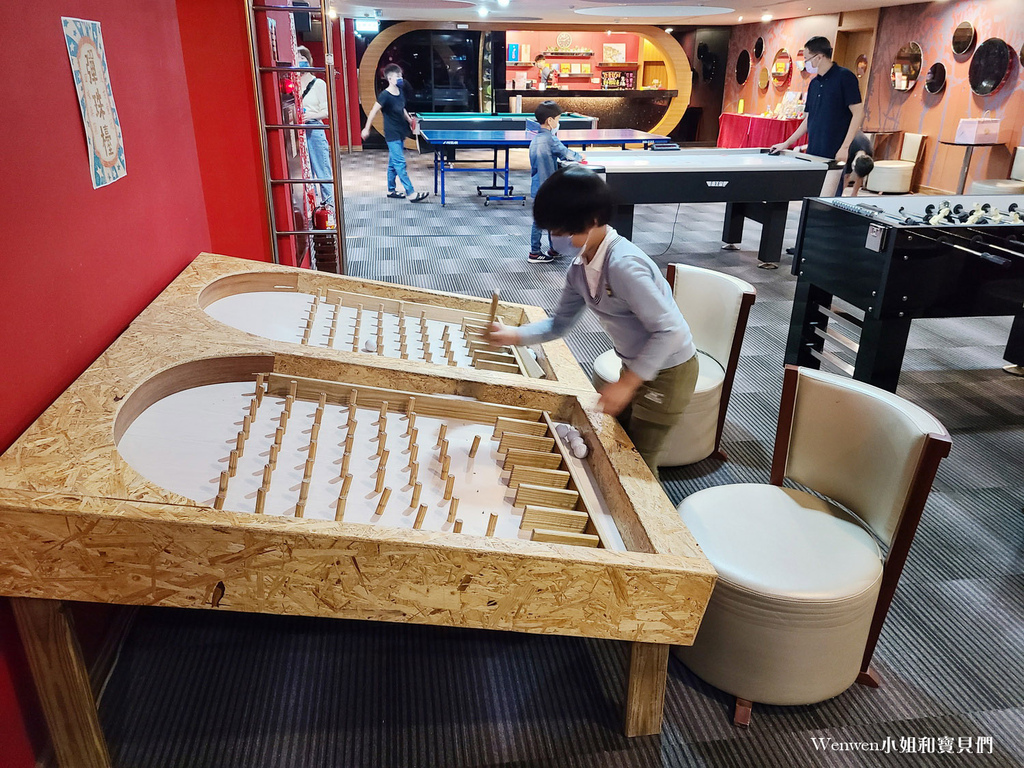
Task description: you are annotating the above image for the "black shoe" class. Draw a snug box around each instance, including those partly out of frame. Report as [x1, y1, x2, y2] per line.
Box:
[529, 252, 555, 263]
[387, 191, 405, 199]
[409, 192, 429, 203]
[547, 249, 563, 260]
[785, 247, 796, 255]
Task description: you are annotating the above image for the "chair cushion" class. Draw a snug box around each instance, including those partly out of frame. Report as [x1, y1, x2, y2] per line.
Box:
[865, 160, 914, 193]
[968, 179, 1024, 195]
[679, 484, 882, 601]
[592, 349, 723, 393]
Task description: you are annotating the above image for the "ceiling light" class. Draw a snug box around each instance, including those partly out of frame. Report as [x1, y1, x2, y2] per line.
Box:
[328, 8, 338, 19]
[761, 13, 772, 21]
[665, 27, 674, 33]
[738, 15, 743, 21]
[478, 6, 488, 16]
[498, 0, 510, 6]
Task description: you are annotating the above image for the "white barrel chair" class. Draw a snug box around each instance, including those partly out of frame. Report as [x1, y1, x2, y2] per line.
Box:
[968, 146, 1024, 195]
[865, 133, 926, 194]
[591, 264, 755, 466]
[675, 365, 951, 726]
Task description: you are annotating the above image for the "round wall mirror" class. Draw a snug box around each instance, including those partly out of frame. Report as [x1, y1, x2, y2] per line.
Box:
[753, 37, 765, 60]
[757, 67, 770, 89]
[890, 42, 923, 91]
[952, 21, 976, 55]
[1020, 46, 1024, 67]
[970, 38, 1013, 95]
[856, 54, 869, 77]
[771, 49, 792, 88]
[925, 62, 947, 94]
[736, 49, 751, 85]
[795, 50, 806, 72]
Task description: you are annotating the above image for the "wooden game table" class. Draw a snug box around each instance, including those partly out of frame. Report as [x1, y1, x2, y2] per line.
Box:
[0, 254, 715, 767]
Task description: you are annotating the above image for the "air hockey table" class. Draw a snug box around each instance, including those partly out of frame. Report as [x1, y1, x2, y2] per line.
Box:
[419, 128, 670, 205]
[583, 147, 833, 267]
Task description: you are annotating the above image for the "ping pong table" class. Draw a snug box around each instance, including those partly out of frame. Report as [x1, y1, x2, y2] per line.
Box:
[418, 128, 670, 206]
[415, 111, 597, 133]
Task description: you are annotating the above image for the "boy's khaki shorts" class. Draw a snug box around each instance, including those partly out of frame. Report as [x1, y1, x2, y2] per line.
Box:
[620, 354, 700, 476]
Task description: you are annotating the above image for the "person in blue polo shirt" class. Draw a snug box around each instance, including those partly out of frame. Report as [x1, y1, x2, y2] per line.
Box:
[771, 36, 864, 163]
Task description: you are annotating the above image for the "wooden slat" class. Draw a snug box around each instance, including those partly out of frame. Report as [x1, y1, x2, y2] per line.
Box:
[266, 373, 543, 425]
[11, 598, 112, 768]
[492, 416, 548, 439]
[514, 483, 579, 509]
[503, 449, 563, 471]
[498, 432, 555, 455]
[474, 359, 522, 375]
[508, 466, 570, 490]
[530, 528, 600, 547]
[471, 349, 518, 365]
[520, 505, 590, 533]
[326, 288, 491, 325]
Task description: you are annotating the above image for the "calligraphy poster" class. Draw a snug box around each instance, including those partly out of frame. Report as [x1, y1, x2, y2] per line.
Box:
[62, 17, 126, 188]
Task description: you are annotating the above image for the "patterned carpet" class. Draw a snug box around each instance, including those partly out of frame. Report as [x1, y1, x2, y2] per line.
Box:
[100, 147, 1024, 767]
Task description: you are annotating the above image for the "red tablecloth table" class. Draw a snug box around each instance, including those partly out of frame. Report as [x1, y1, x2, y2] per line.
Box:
[717, 113, 804, 149]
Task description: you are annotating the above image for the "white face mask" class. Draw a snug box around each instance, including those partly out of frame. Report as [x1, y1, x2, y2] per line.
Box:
[804, 54, 819, 75]
[550, 234, 582, 259]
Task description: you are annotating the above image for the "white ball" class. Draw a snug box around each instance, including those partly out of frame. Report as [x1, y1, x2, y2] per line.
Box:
[363, 339, 377, 353]
[527, 348, 538, 360]
[566, 427, 581, 441]
[555, 424, 570, 438]
[570, 439, 588, 459]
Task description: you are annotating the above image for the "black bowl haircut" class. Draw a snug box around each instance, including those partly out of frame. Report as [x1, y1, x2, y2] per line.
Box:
[533, 166, 616, 234]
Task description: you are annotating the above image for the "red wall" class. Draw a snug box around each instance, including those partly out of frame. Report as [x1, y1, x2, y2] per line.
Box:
[0, 2, 212, 764]
[177, 0, 271, 261]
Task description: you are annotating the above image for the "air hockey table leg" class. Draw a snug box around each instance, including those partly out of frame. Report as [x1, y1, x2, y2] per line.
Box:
[755, 202, 789, 268]
[721, 202, 745, 252]
[11, 597, 112, 768]
[1003, 313, 1024, 376]
[611, 204, 636, 240]
[624, 641, 669, 736]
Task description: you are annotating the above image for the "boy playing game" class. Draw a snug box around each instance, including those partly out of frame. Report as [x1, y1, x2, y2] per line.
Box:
[528, 100, 582, 263]
[361, 64, 429, 203]
[491, 166, 699, 474]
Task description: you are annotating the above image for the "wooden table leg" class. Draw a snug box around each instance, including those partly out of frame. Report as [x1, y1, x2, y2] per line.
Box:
[10, 598, 112, 768]
[624, 641, 669, 737]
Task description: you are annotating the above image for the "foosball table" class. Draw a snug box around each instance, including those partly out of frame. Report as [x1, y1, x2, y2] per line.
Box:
[786, 195, 1024, 390]
[0, 254, 715, 767]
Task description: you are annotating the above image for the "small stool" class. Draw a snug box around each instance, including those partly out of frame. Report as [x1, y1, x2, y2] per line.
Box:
[864, 160, 914, 193]
[968, 179, 1024, 195]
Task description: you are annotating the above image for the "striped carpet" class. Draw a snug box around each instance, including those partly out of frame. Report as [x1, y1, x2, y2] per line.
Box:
[99, 147, 1024, 767]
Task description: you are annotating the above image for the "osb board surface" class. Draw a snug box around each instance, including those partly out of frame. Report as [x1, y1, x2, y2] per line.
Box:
[159, 253, 594, 392]
[0, 489, 713, 643]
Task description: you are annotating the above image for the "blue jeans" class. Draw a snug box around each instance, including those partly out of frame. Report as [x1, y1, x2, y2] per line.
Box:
[387, 140, 414, 194]
[304, 120, 333, 204]
[530, 221, 552, 254]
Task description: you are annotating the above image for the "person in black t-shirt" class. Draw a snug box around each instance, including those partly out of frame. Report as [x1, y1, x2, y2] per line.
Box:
[361, 64, 429, 202]
[771, 36, 864, 163]
[836, 131, 874, 196]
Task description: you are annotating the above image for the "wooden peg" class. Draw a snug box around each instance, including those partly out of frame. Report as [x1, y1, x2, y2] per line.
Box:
[275, 426, 285, 446]
[327, 309, 339, 347]
[214, 471, 229, 510]
[296, 484, 309, 518]
[262, 463, 273, 488]
[424, 351, 433, 364]
[254, 373, 265, 405]
[307, 439, 318, 462]
[268, 443, 280, 469]
[447, 498, 459, 524]
[375, 488, 391, 516]
[453, 519, 463, 533]
[403, 398, 415, 419]
[409, 444, 419, 466]
[441, 455, 451, 479]
[303, 457, 315, 483]
[405, 413, 417, 436]
[345, 434, 354, 454]
[437, 424, 448, 447]
[341, 451, 351, 478]
[335, 494, 347, 521]
[279, 409, 289, 430]
[241, 413, 252, 439]
[375, 401, 389, 425]
[288, 380, 298, 400]
[235, 431, 246, 456]
[439, 439, 449, 461]
[441, 326, 450, 342]
[413, 504, 428, 530]
[255, 487, 268, 515]
[341, 473, 353, 497]
[318, 392, 327, 410]
[248, 398, 258, 422]
[378, 449, 390, 473]
[349, 390, 359, 407]
[447, 352, 457, 367]
[487, 291, 500, 329]
[486, 513, 498, 537]
[408, 462, 418, 486]
[469, 435, 482, 458]
[400, 347, 409, 360]
[407, 427, 418, 452]
[228, 449, 239, 477]
[310, 422, 321, 444]
[411, 482, 422, 509]
[444, 473, 455, 501]
[375, 471, 386, 494]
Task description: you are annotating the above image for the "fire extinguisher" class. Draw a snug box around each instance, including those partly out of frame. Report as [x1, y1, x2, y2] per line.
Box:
[314, 203, 332, 230]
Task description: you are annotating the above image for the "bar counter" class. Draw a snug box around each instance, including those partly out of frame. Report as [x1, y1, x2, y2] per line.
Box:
[496, 89, 678, 131]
